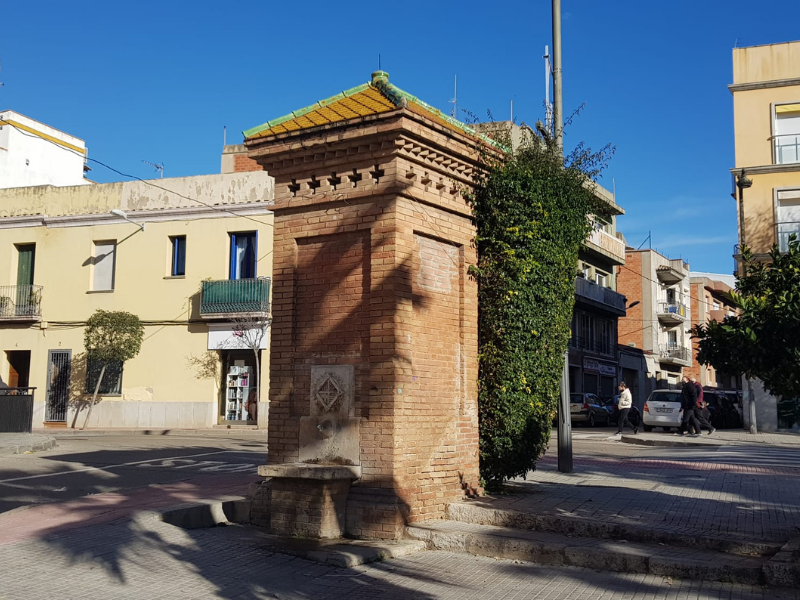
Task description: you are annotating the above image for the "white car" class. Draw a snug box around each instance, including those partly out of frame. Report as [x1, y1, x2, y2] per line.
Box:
[642, 389, 683, 432]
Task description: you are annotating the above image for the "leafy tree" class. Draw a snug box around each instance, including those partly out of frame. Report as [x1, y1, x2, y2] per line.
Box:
[692, 239, 800, 400]
[466, 131, 612, 489]
[81, 310, 144, 429]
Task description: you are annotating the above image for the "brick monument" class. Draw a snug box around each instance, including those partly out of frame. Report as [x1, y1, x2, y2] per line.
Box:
[244, 71, 484, 539]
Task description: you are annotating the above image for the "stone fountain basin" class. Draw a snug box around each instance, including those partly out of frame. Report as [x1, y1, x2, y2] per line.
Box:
[258, 462, 361, 481]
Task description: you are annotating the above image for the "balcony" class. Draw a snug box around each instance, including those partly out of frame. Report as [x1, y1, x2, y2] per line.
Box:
[659, 344, 691, 366]
[657, 301, 687, 324]
[584, 227, 626, 265]
[774, 134, 800, 165]
[200, 278, 271, 320]
[574, 276, 626, 316]
[0, 285, 43, 322]
[656, 265, 684, 284]
[776, 221, 800, 253]
[569, 335, 615, 358]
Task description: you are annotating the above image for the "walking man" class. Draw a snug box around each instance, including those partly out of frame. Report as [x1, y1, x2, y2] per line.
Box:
[617, 381, 637, 434]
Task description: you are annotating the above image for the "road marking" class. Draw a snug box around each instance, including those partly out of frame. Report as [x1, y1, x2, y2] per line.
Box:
[138, 458, 256, 473]
[0, 450, 235, 484]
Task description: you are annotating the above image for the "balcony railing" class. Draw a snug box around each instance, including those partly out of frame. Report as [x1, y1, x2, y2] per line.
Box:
[574, 276, 627, 315]
[569, 335, 615, 357]
[659, 344, 691, 365]
[776, 222, 800, 253]
[657, 301, 687, 322]
[0, 285, 43, 321]
[200, 278, 271, 317]
[774, 134, 800, 165]
[585, 227, 626, 264]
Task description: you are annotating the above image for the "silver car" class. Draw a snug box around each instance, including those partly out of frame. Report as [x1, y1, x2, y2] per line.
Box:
[642, 389, 683, 432]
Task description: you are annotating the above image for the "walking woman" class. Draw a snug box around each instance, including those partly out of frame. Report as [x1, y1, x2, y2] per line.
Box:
[617, 381, 637, 434]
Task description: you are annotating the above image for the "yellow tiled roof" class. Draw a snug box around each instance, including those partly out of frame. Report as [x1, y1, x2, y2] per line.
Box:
[245, 83, 396, 140]
[243, 71, 500, 148]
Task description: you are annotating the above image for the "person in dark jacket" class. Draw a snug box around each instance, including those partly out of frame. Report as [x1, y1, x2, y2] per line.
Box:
[690, 376, 715, 434]
[679, 376, 701, 435]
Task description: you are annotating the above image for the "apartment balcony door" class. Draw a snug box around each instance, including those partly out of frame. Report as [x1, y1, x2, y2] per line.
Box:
[16, 244, 35, 316]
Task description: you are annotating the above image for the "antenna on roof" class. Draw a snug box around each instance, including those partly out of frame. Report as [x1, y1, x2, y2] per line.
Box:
[544, 46, 553, 137]
[142, 160, 164, 178]
[450, 75, 457, 118]
[379, 53, 381, 71]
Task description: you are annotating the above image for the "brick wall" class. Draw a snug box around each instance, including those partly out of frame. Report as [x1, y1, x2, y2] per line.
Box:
[686, 281, 703, 382]
[617, 251, 644, 350]
[251, 108, 482, 539]
[233, 153, 262, 172]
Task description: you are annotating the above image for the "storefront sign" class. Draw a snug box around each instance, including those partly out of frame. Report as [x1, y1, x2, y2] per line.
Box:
[583, 358, 615, 377]
[207, 324, 269, 350]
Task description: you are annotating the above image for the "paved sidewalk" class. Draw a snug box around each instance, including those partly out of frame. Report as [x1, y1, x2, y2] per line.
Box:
[1, 511, 797, 599]
[0, 433, 56, 455]
[620, 429, 800, 448]
[459, 444, 800, 545]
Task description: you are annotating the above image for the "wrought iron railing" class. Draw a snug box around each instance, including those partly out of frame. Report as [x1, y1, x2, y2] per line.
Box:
[659, 344, 691, 363]
[0, 285, 43, 319]
[0, 387, 36, 433]
[569, 335, 614, 357]
[657, 301, 687, 319]
[774, 134, 800, 165]
[200, 278, 271, 315]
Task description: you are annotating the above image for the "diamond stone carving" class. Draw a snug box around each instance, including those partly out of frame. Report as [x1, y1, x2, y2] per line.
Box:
[314, 375, 344, 413]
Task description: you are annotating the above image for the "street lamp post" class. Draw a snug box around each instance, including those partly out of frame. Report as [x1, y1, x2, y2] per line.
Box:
[735, 169, 757, 434]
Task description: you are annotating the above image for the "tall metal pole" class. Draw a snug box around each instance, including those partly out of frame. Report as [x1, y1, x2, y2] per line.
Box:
[552, 0, 564, 157]
[747, 377, 757, 434]
[558, 349, 573, 473]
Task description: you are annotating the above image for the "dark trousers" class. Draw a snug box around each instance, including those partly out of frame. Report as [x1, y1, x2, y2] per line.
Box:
[617, 408, 635, 432]
[681, 408, 712, 433]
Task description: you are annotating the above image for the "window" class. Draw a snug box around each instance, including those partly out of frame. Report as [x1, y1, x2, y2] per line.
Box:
[667, 330, 678, 348]
[229, 232, 257, 280]
[712, 300, 720, 310]
[597, 319, 611, 355]
[85, 358, 123, 395]
[666, 288, 676, 304]
[774, 103, 800, 165]
[92, 241, 116, 291]
[776, 189, 800, 252]
[170, 236, 186, 276]
[582, 263, 591, 279]
[595, 271, 608, 287]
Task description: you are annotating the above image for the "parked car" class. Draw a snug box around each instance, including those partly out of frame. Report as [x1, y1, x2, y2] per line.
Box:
[642, 389, 683, 432]
[569, 393, 611, 427]
[605, 395, 641, 427]
[702, 390, 743, 429]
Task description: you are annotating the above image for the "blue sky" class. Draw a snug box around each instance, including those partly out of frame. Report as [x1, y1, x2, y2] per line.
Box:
[1, 1, 798, 274]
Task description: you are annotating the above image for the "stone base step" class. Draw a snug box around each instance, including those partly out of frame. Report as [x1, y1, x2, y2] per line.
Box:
[447, 502, 783, 557]
[213, 423, 258, 430]
[407, 521, 794, 586]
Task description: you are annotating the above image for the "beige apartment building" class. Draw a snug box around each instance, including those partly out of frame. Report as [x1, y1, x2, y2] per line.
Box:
[730, 40, 800, 431]
[0, 172, 274, 429]
[731, 41, 800, 259]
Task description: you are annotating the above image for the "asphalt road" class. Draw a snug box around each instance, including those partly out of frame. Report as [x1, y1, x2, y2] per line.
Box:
[0, 434, 267, 515]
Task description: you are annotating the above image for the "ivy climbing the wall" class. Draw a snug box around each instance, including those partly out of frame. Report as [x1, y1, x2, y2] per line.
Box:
[467, 131, 612, 489]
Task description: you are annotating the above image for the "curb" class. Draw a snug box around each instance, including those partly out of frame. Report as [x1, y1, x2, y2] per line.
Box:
[34, 428, 267, 438]
[447, 502, 780, 556]
[159, 499, 426, 568]
[619, 434, 725, 448]
[0, 435, 57, 455]
[407, 521, 769, 586]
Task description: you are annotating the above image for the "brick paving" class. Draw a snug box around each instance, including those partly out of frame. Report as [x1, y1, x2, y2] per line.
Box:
[0, 515, 797, 599]
[461, 443, 800, 544]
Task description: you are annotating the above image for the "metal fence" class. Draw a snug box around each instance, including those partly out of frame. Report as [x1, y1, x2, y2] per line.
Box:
[200, 278, 271, 315]
[774, 134, 800, 165]
[0, 387, 36, 433]
[657, 301, 687, 318]
[658, 344, 691, 363]
[0, 285, 43, 318]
